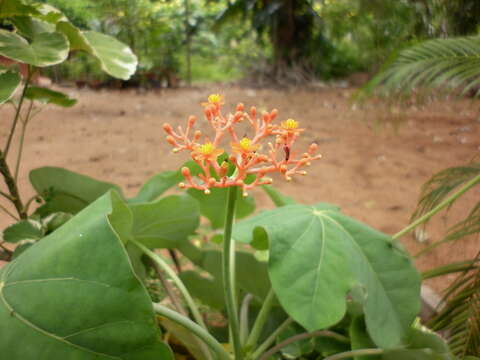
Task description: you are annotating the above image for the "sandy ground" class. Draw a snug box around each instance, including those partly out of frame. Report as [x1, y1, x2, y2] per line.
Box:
[1, 85, 479, 293]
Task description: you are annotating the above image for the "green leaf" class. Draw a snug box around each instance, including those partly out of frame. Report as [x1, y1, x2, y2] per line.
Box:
[158, 317, 211, 360]
[129, 170, 183, 204]
[30, 167, 122, 216]
[12, 17, 55, 39]
[350, 316, 381, 360]
[262, 185, 296, 207]
[234, 203, 421, 349]
[178, 270, 225, 310]
[0, 29, 68, 67]
[25, 86, 76, 107]
[0, 69, 21, 104]
[130, 195, 200, 248]
[188, 187, 255, 229]
[0, 0, 39, 18]
[82, 31, 137, 80]
[44, 212, 73, 233]
[277, 323, 315, 358]
[0, 191, 172, 359]
[383, 327, 454, 360]
[3, 219, 44, 243]
[55, 23, 137, 79]
[178, 242, 271, 301]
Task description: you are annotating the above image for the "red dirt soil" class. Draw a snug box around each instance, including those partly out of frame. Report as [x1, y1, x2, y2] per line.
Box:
[1, 85, 479, 293]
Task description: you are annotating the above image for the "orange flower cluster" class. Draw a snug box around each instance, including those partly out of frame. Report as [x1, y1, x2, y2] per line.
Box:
[163, 94, 321, 196]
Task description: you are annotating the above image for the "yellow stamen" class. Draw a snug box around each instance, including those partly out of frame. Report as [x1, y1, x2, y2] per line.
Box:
[198, 142, 215, 155]
[208, 94, 222, 104]
[281, 118, 299, 130]
[239, 137, 253, 151]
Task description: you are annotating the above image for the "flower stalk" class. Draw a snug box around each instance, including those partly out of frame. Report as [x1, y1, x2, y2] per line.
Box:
[223, 185, 243, 360]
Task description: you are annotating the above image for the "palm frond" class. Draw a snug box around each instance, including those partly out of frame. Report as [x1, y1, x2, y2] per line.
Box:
[364, 36, 480, 98]
[412, 162, 480, 221]
[429, 257, 480, 358]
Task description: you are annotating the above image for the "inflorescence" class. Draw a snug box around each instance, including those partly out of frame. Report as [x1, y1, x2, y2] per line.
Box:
[163, 94, 322, 196]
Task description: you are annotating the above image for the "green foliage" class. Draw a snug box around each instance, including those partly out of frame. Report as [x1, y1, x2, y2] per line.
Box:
[0, 191, 173, 359]
[25, 86, 76, 106]
[130, 195, 200, 249]
[29, 166, 122, 216]
[234, 202, 421, 349]
[0, 68, 21, 104]
[365, 36, 480, 98]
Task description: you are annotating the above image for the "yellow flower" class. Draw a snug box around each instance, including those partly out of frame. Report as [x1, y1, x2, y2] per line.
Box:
[231, 137, 260, 154]
[192, 142, 224, 161]
[281, 119, 299, 131]
[202, 94, 224, 107]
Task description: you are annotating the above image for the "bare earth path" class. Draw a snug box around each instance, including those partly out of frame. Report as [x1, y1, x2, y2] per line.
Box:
[1, 85, 479, 292]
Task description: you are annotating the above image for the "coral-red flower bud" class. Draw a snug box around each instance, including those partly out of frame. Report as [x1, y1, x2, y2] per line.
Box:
[163, 123, 173, 134]
[188, 116, 196, 126]
[166, 136, 176, 146]
[236, 103, 244, 112]
[181, 167, 191, 177]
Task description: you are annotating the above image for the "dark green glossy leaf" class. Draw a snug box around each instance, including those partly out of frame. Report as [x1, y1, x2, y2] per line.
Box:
[0, 191, 172, 359]
[25, 86, 76, 107]
[187, 187, 255, 229]
[0, 29, 68, 67]
[0, 69, 21, 104]
[30, 167, 122, 216]
[234, 203, 421, 349]
[130, 195, 199, 248]
[3, 219, 44, 243]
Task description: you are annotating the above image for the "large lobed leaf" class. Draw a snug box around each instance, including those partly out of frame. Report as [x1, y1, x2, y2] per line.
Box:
[234, 203, 421, 349]
[0, 191, 172, 359]
[30, 167, 122, 216]
[130, 195, 200, 248]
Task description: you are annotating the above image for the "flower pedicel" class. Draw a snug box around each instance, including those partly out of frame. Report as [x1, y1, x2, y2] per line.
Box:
[163, 94, 322, 196]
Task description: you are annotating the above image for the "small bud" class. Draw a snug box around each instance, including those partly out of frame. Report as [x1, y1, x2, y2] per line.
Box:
[250, 106, 257, 118]
[265, 177, 273, 184]
[204, 189, 211, 195]
[163, 123, 173, 133]
[306, 162, 311, 166]
[193, 130, 202, 140]
[286, 176, 292, 182]
[262, 111, 269, 122]
[166, 136, 176, 146]
[280, 165, 288, 172]
[173, 148, 180, 153]
[236, 103, 244, 112]
[178, 182, 186, 188]
[243, 191, 248, 197]
[208, 178, 216, 185]
[299, 171, 307, 175]
[309, 143, 318, 153]
[181, 167, 190, 177]
[188, 115, 196, 126]
[270, 109, 278, 120]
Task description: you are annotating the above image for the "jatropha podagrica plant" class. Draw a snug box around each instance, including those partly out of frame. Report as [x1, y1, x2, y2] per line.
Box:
[163, 94, 322, 196]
